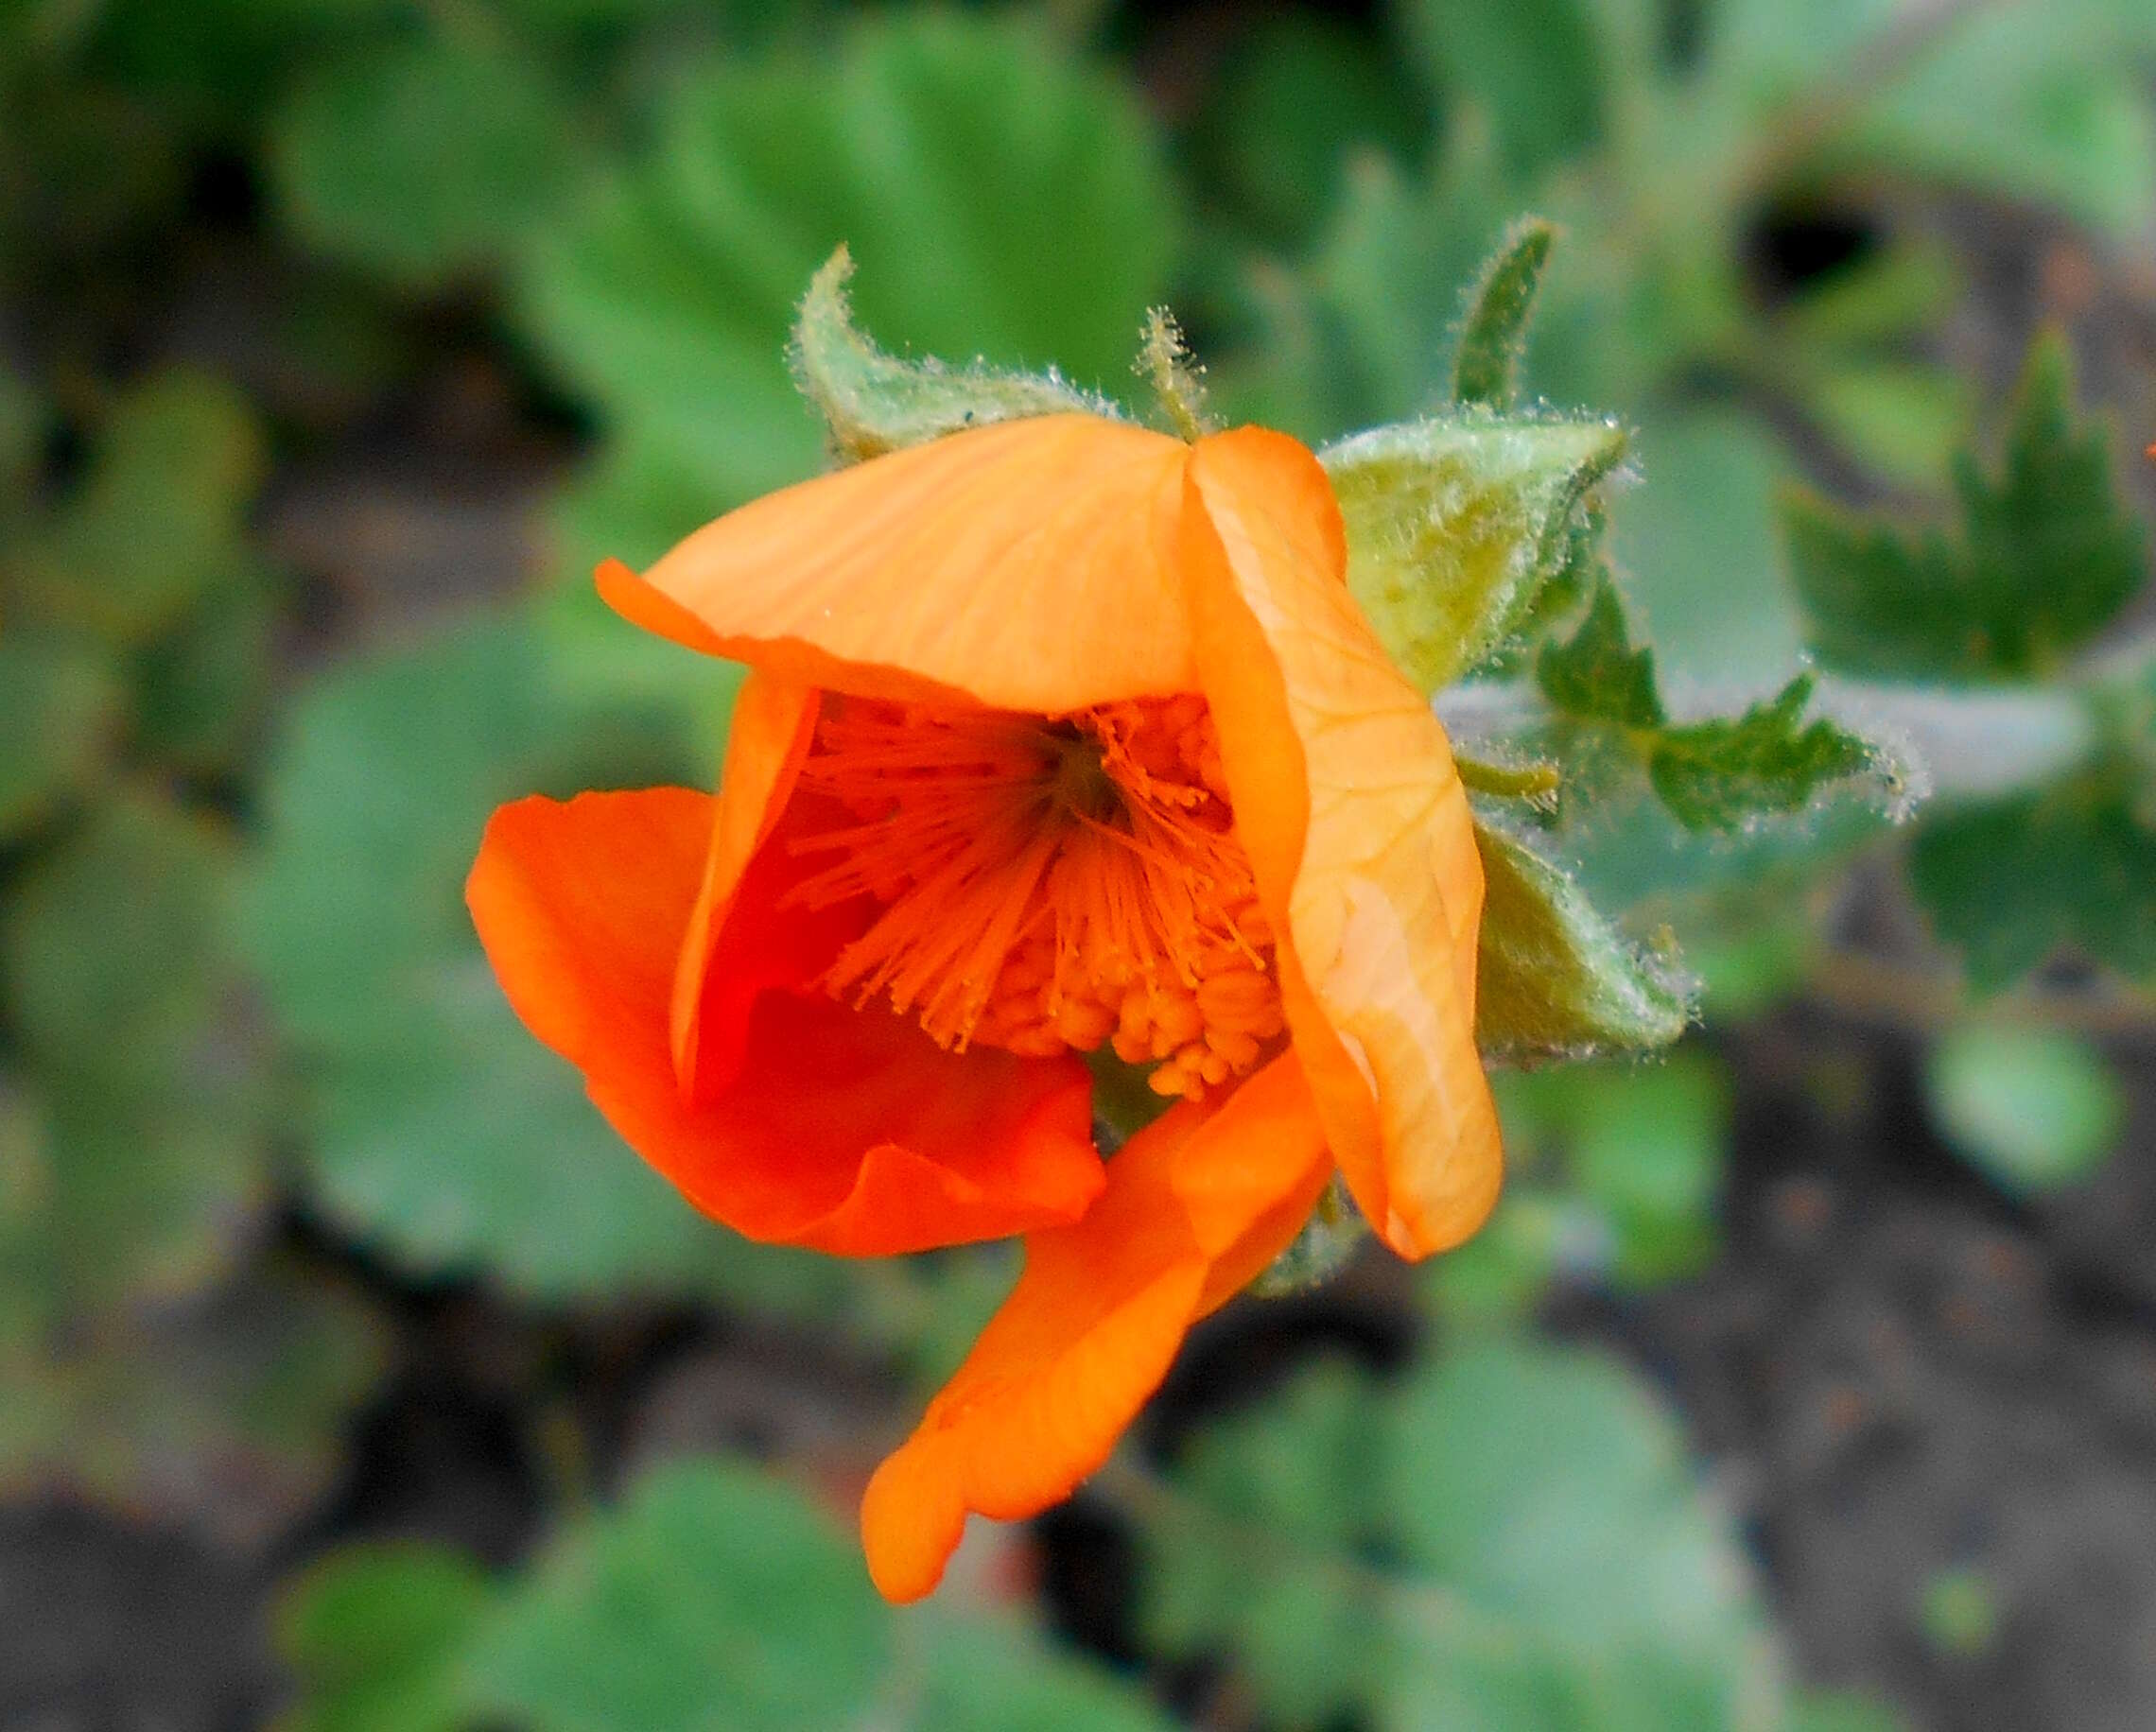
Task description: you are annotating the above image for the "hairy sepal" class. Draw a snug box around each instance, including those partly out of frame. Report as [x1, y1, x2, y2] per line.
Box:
[1320, 411, 1626, 697]
[791, 247, 1121, 464]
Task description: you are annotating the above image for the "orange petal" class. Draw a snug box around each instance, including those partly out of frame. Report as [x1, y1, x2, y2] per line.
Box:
[467, 788, 1103, 1256]
[1183, 427, 1502, 1261]
[598, 413, 1194, 712]
[669, 671, 819, 1090]
[861, 1054, 1331, 1602]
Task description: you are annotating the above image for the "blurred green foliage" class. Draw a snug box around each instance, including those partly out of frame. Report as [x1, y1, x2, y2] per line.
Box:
[1139, 1342, 1782, 1728]
[1, 0, 2152, 1725]
[279, 1461, 1177, 1732]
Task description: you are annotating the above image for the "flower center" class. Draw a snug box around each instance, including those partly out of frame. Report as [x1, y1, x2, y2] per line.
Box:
[782, 694, 1284, 1100]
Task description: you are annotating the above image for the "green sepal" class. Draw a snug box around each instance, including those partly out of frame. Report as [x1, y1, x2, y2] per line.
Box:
[1450, 216, 1556, 409]
[791, 246, 1121, 464]
[1320, 410, 1626, 695]
[1251, 1179, 1366, 1297]
[1782, 331, 2148, 682]
[1472, 812, 1694, 1063]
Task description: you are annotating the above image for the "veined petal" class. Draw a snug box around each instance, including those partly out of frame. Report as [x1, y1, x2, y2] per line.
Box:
[467, 788, 1102, 1256]
[861, 1054, 1331, 1602]
[598, 413, 1194, 712]
[1183, 428, 1502, 1260]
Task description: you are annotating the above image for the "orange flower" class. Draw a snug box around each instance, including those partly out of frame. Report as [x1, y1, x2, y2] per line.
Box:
[467, 412, 1503, 1599]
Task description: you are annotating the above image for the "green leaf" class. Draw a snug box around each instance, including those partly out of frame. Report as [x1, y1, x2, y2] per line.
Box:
[1218, 137, 1516, 442]
[1535, 577, 1904, 831]
[459, 1459, 888, 1731]
[4, 370, 266, 644]
[271, 37, 577, 286]
[278, 1543, 496, 1732]
[7, 794, 237, 1067]
[1420, 1192, 1580, 1321]
[1924, 1026, 2125, 1193]
[1452, 217, 1557, 409]
[912, 1618, 1178, 1732]
[1, 796, 270, 1318]
[1537, 576, 1663, 730]
[1460, 1060, 1731, 1292]
[518, 11, 1174, 510]
[1647, 674, 1888, 830]
[1558, 1056, 1730, 1286]
[1695, 0, 2156, 238]
[1909, 771, 2156, 987]
[1184, 9, 1434, 250]
[129, 561, 280, 773]
[1322, 412, 1626, 695]
[1799, 360, 1971, 495]
[1472, 814, 1692, 1062]
[1142, 1342, 1783, 1729]
[791, 246, 1117, 464]
[287, 1460, 1175, 1732]
[246, 613, 741, 1298]
[0, 631, 121, 840]
[1784, 333, 2149, 682]
[1398, 0, 1608, 178]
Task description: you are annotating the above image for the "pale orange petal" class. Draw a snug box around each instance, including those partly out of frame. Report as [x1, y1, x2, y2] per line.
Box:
[600, 414, 1194, 712]
[861, 1054, 1331, 1602]
[467, 789, 1102, 1256]
[1183, 428, 1502, 1260]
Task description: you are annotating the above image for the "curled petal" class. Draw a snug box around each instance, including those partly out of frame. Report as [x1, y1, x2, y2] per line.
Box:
[598, 413, 1194, 712]
[1183, 428, 1502, 1260]
[467, 788, 1103, 1256]
[861, 1054, 1332, 1602]
[669, 671, 819, 1090]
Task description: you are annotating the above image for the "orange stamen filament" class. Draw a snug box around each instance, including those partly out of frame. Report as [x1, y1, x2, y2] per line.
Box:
[781, 696, 1284, 1100]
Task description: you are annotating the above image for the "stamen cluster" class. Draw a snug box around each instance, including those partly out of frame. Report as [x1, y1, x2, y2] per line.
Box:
[785, 694, 1285, 1100]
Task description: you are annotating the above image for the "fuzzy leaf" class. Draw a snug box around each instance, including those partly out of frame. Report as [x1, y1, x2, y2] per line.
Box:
[1537, 577, 1904, 831]
[1647, 674, 1888, 830]
[1451, 217, 1556, 408]
[1322, 412, 1626, 694]
[1784, 333, 2148, 682]
[1473, 815, 1693, 1062]
[1535, 575, 1662, 729]
[791, 246, 1117, 463]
